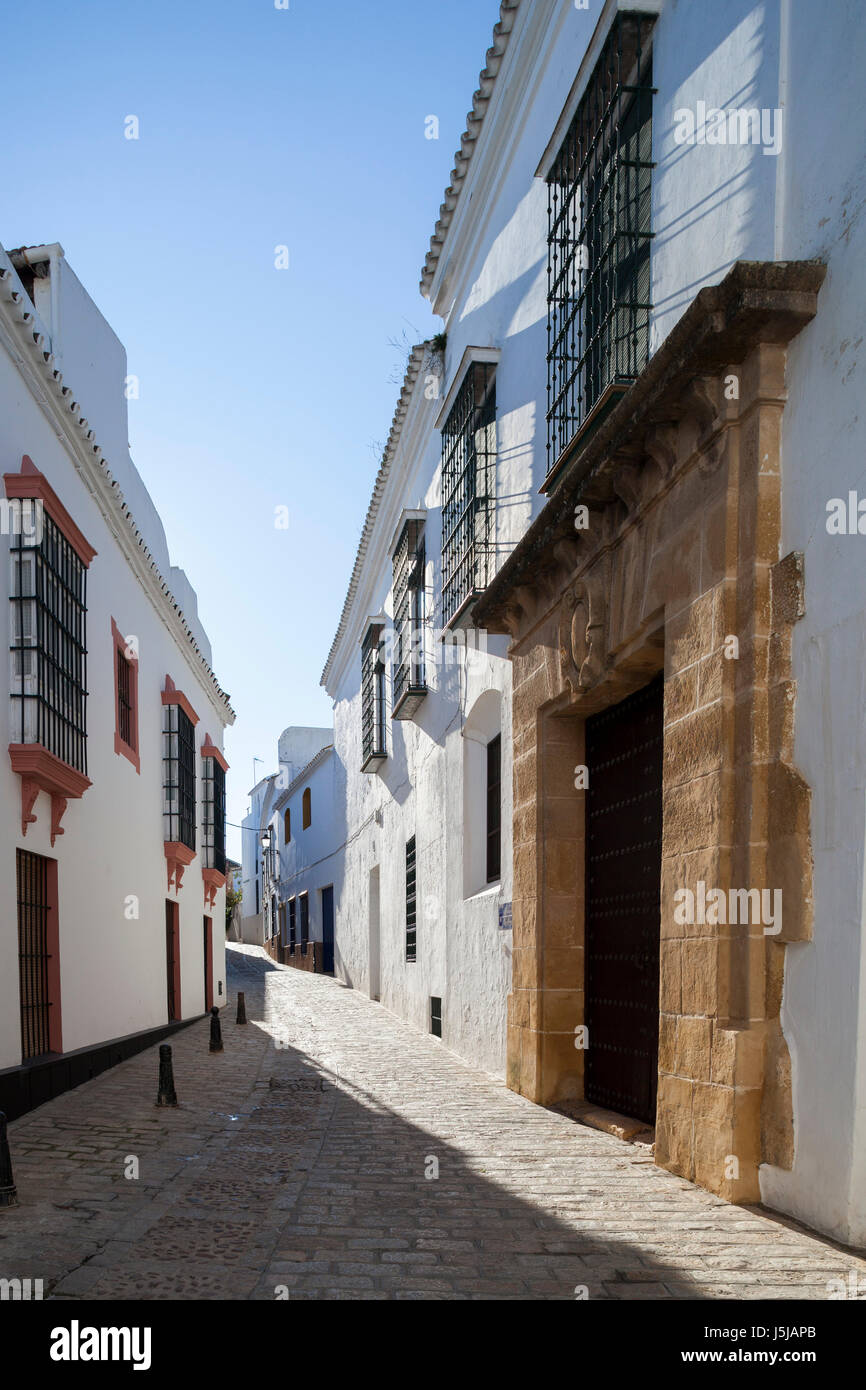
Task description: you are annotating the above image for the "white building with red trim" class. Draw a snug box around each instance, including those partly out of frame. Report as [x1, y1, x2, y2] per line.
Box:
[0, 241, 234, 1120]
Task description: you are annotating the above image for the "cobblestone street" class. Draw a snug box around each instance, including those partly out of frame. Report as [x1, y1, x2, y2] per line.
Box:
[1, 944, 864, 1301]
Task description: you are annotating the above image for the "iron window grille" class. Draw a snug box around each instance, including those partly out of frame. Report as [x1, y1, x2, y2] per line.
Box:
[163, 703, 196, 851]
[299, 893, 309, 953]
[406, 835, 417, 963]
[288, 897, 297, 953]
[16, 849, 53, 1060]
[361, 622, 387, 768]
[486, 733, 502, 883]
[430, 996, 442, 1038]
[441, 361, 496, 627]
[546, 10, 655, 473]
[392, 519, 427, 718]
[117, 648, 134, 749]
[10, 513, 88, 773]
[202, 757, 226, 874]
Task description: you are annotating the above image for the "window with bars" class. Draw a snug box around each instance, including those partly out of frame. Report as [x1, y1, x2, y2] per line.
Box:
[16, 849, 57, 1060]
[10, 513, 88, 773]
[117, 649, 133, 747]
[163, 703, 196, 850]
[486, 733, 502, 884]
[441, 361, 496, 627]
[361, 622, 387, 768]
[546, 10, 655, 474]
[288, 896, 297, 953]
[430, 996, 442, 1038]
[202, 757, 226, 874]
[392, 519, 427, 718]
[406, 835, 417, 963]
[299, 893, 309, 953]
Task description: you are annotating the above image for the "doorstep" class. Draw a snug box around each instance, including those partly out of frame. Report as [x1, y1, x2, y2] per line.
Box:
[550, 1098, 655, 1149]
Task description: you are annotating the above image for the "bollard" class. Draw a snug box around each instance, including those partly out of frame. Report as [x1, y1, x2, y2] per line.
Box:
[0, 1111, 17, 1208]
[236, 992, 247, 1025]
[155, 1043, 178, 1107]
[209, 1006, 223, 1054]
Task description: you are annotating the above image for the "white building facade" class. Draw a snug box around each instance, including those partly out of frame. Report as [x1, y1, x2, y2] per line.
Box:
[308, 0, 866, 1245]
[0, 242, 233, 1119]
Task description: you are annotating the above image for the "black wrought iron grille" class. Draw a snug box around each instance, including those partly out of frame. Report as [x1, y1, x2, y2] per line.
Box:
[117, 648, 133, 748]
[430, 996, 442, 1038]
[289, 897, 296, 951]
[361, 623, 386, 763]
[203, 758, 226, 874]
[486, 733, 502, 883]
[405, 835, 417, 963]
[17, 849, 52, 1060]
[441, 362, 496, 626]
[10, 514, 88, 773]
[392, 521, 426, 707]
[163, 704, 196, 850]
[300, 894, 309, 952]
[546, 11, 655, 470]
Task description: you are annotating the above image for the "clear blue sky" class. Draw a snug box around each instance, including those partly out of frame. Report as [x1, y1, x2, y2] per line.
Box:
[1, 0, 499, 858]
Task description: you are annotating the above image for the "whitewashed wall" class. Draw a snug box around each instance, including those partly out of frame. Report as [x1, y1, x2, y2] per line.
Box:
[0, 247, 232, 1071]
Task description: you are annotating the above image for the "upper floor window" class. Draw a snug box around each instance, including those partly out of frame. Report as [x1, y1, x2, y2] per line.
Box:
[361, 621, 386, 770]
[302, 787, 312, 829]
[405, 835, 417, 963]
[392, 518, 427, 719]
[546, 11, 655, 474]
[441, 360, 496, 627]
[202, 755, 226, 874]
[163, 700, 196, 851]
[284, 807, 291, 843]
[112, 619, 139, 773]
[10, 511, 88, 774]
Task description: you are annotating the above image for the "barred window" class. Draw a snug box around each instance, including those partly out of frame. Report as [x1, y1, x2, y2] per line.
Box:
[163, 703, 196, 850]
[361, 621, 386, 768]
[546, 11, 655, 473]
[299, 892, 309, 952]
[288, 896, 297, 952]
[392, 519, 427, 718]
[406, 835, 417, 963]
[10, 513, 88, 773]
[441, 361, 496, 627]
[486, 733, 502, 883]
[203, 756, 226, 874]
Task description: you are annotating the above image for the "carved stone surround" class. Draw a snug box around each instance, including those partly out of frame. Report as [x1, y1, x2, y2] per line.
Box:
[474, 261, 825, 1203]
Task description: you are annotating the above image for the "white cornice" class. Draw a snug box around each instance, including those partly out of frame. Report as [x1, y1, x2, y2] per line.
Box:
[0, 254, 234, 726]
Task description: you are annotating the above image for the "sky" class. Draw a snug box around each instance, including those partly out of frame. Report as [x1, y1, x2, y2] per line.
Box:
[1, 0, 499, 860]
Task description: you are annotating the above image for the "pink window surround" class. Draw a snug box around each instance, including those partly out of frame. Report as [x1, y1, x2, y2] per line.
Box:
[112, 619, 140, 774]
[162, 674, 199, 726]
[5, 455, 95, 846]
[201, 734, 229, 907]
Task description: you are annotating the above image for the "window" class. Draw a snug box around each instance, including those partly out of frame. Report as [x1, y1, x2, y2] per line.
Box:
[430, 996, 442, 1039]
[302, 787, 311, 829]
[163, 703, 196, 851]
[284, 808, 291, 843]
[406, 836, 417, 963]
[361, 622, 386, 768]
[546, 11, 655, 472]
[111, 619, 139, 772]
[299, 893, 309, 953]
[392, 519, 427, 718]
[486, 734, 502, 883]
[288, 896, 297, 954]
[441, 361, 496, 626]
[10, 511, 88, 773]
[16, 849, 61, 1059]
[202, 757, 226, 874]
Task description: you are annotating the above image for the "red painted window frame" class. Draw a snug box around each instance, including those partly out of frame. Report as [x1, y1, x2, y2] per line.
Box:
[111, 618, 140, 773]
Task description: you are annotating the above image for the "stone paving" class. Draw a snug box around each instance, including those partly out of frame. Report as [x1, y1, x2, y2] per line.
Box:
[1, 944, 865, 1301]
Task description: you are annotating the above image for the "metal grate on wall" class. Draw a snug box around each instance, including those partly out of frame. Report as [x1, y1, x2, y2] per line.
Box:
[10, 513, 88, 773]
[405, 835, 417, 962]
[16, 849, 53, 1060]
[430, 996, 442, 1038]
[202, 757, 226, 874]
[392, 519, 427, 715]
[441, 361, 496, 627]
[361, 622, 387, 766]
[163, 703, 196, 850]
[546, 10, 656, 473]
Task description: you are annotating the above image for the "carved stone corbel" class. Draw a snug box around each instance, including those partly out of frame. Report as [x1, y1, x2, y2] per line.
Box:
[559, 576, 606, 694]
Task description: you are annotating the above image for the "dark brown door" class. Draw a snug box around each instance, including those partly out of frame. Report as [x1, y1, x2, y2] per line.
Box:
[165, 901, 181, 1022]
[584, 675, 663, 1124]
[203, 916, 213, 1012]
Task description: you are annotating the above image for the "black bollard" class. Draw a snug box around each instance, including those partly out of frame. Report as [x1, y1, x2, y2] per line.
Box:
[209, 1006, 223, 1054]
[155, 1044, 178, 1107]
[0, 1112, 17, 1208]
[236, 992, 247, 1025]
